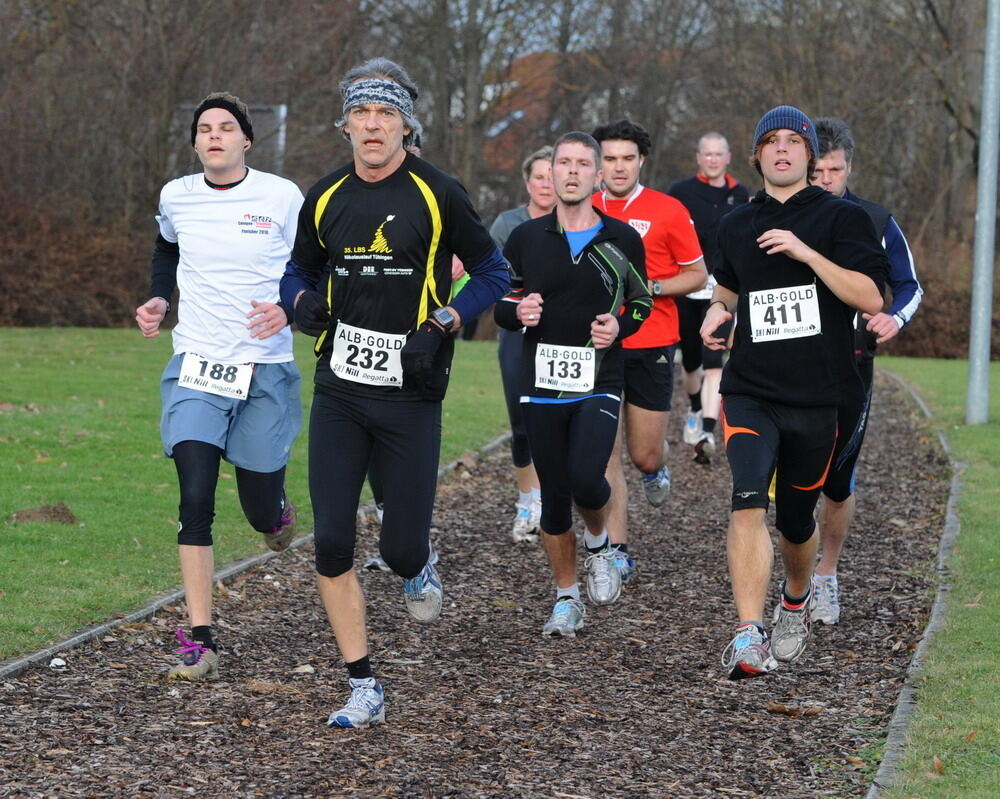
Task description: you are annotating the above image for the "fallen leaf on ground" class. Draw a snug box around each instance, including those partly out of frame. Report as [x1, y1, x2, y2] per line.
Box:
[964, 730, 980, 744]
[933, 755, 945, 774]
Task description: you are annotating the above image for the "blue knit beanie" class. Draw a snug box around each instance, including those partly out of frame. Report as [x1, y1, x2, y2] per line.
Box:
[752, 105, 819, 158]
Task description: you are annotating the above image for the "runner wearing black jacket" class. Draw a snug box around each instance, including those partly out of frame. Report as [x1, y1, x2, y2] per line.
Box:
[495, 131, 651, 637]
[700, 106, 887, 680]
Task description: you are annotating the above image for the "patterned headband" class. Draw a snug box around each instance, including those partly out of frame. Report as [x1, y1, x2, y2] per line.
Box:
[342, 78, 414, 120]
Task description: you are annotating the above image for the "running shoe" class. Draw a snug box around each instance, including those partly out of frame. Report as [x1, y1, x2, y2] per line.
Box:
[610, 545, 636, 584]
[262, 495, 296, 552]
[771, 586, 813, 662]
[721, 623, 777, 680]
[542, 597, 586, 637]
[326, 677, 385, 729]
[375, 502, 384, 524]
[166, 629, 219, 681]
[641, 465, 671, 507]
[585, 546, 623, 605]
[810, 574, 841, 625]
[683, 409, 703, 445]
[511, 498, 541, 543]
[693, 431, 716, 465]
[402, 558, 443, 623]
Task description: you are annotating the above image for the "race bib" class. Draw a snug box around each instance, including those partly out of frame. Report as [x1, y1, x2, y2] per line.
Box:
[331, 322, 405, 387]
[687, 273, 717, 301]
[748, 283, 821, 342]
[534, 343, 595, 393]
[178, 353, 253, 400]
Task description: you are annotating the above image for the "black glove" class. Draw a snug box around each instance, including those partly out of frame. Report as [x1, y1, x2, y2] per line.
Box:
[400, 322, 447, 389]
[293, 290, 330, 336]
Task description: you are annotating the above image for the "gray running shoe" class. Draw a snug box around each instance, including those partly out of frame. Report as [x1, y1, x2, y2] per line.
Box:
[402, 558, 443, 623]
[810, 575, 841, 625]
[683, 409, 703, 445]
[610, 546, 636, 584]
[693, 431, 716, 465]
[327, 677, 385, 729]
[511, 498, 541, 543]
[585, 547, 623, 605]
[641, 465, 671, 507]
[166, 630, 219, 681]
[771, 588, 813, 662]
[542, 597, 586, 637]
[721, 624, 777, 679]
[262, 495, 296, 552]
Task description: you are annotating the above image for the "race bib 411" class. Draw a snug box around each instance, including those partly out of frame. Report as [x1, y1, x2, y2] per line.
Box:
[748, 283, 821, 343]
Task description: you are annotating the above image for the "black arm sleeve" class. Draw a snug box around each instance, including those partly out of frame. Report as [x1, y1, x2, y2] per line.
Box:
[150, 234, 180, 302]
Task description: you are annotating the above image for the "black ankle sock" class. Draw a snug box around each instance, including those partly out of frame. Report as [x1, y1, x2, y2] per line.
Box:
[613, 543, 629, 554]
[191, 625, 217, 652]
[703, 417, 717, 434]
[346, 655, 374, 680]
[688, 393, 702, 413]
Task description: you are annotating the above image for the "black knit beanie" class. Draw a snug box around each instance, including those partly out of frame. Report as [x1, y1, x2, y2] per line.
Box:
[190, 94, 254, 146]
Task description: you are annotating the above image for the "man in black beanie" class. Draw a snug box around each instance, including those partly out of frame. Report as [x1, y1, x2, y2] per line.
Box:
[700, 105, 888, 679]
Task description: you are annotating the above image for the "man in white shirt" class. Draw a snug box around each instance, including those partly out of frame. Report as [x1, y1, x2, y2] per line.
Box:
[135, 92, 304, 681]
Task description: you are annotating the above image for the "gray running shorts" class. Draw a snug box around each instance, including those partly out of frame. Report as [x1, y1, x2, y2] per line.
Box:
[159, 353, 302, 473]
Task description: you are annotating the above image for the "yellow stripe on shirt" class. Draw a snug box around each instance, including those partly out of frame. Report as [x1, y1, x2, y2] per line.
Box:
[408, 171, 443, 325]
[313, 175, 349, 353]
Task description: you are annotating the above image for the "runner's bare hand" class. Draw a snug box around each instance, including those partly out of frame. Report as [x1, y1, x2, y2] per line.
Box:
[135, 297, 167, 338]
[247, 300, 287, 339]
[591, 313, 619, 349]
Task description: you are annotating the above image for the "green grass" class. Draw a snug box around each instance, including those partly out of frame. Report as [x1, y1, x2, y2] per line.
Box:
[0, 330, 507, 660]
[879, 357, 1000, 798]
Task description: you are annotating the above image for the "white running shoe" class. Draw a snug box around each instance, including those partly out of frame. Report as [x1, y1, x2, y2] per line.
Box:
[327, 677, 385, 728]
[810, 574, 841, 625]
[402, 559, 443, 623]
[542, 597, 586, 637]
[721, 624, 777, 680]
[511, 498, 541, 543]
[771, 587, 813, 663]
[641, 466, 671, 507]
[683, 410, 703, 445]
[585, 547, 623, 605]
[693, 431, 716, 465]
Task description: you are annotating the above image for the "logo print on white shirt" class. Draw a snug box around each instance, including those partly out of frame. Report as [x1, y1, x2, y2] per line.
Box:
[628, 219, 651, 238]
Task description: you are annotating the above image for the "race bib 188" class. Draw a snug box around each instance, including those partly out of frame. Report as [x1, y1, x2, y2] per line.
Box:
[748, 283, 821, 343]
[331, 322, 405, 387]
[178, 352, 253, 399]
[534, 343, 595, 393]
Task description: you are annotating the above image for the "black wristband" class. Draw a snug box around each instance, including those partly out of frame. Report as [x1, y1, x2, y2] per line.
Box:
[708, 299, 729, 313]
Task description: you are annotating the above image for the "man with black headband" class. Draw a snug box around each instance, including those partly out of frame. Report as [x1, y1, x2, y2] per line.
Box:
[281, 58, 508, 728]
[136, 91, 304, 681]
[701, 106, 887, 680]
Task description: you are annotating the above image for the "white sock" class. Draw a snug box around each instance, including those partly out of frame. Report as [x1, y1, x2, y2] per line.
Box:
[517, 490, 532, 508]
[529, 488, 541, 502]
[583, 530, 608, 551]
[556, 584, 581, 602]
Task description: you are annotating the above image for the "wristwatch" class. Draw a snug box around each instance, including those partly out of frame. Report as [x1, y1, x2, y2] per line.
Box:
[431, 306, 457, 331]
[651, 280, 662, 296]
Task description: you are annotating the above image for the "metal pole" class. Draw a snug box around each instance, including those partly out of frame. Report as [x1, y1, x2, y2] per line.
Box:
[967, 0, 1000, 424]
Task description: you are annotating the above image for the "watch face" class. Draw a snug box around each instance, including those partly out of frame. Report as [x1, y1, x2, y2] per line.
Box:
[652, 282, 661, 295]
[433, 307, 456, 328]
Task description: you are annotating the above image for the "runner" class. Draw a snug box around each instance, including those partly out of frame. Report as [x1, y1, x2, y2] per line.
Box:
[591, 119, 706, 581]
[700, 106, 887, 679]
[489, 146, 556, 543]
[809, 117, 924, 624]
[667, 132, 750, 463]
[135, 92, 304, 681]
[495, 131, 651, 635]
[280, 58, 508, 727]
